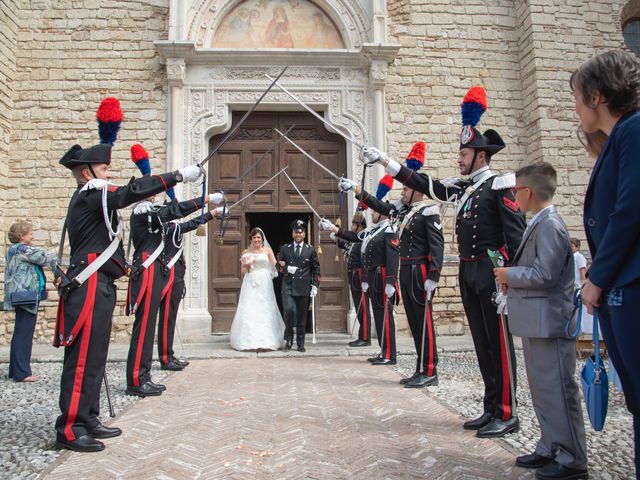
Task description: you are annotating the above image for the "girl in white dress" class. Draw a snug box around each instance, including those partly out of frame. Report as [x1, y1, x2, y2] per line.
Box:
[230, 228, 285, 351]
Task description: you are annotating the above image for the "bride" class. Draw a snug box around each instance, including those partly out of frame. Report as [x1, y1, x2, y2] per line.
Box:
[230, 227, 285, 351]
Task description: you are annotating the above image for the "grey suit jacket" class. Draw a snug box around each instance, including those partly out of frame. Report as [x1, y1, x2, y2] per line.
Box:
[506, 206, 575, 338]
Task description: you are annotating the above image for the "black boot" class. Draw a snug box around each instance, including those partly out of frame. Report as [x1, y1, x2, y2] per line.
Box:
[462, 412, 493, 430]
[86, 423, 122, 439]
[404, 373, 438, 388]
[56, 434, 105, 453]
[476, 416, 520, 438]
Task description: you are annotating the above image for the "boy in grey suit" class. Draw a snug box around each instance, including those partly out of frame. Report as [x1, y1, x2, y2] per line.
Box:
[494, 162, 588, 480]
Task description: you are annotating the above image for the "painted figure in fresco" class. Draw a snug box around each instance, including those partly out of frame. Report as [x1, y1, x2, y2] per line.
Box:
[265, 6, 294, 48]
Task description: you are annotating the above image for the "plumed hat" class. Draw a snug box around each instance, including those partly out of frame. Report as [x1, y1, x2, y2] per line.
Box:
[59, 143, 112, 170]
[96, 97, 124, 145]
[375, 174, 394, 201]
[459, 85, 505, 155]
[291, 219, 306, 232]
[405, 141, 426, 172]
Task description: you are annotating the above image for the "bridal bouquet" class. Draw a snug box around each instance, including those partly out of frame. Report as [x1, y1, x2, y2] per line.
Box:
[241, 253, 255, 267]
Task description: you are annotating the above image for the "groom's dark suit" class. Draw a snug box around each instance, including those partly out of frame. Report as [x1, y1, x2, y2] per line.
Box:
[278, 242, 321, 349]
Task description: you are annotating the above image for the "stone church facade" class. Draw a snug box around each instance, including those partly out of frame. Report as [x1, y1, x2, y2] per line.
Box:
[0, 0, 633, 344]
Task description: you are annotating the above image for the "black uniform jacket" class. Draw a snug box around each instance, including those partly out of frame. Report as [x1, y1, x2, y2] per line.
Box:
[359, 220, 400, 287]
[162, 211, 213, 268]
[65, 173, 180, 280]
[130, 197, 204, 272]
[277, 243, 321, 297]
[357, 189, 444, 281]
[394, 165, 525, 263]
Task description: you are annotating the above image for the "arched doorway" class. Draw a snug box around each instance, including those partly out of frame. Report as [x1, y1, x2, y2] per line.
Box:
[207, 111, 348, 333]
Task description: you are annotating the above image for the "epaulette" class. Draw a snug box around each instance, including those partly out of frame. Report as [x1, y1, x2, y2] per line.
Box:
[133, 200, 153, 215]
[492, 173, 516, 190]
[421, 204, 440, 217]
[385, 224, 397, 233]
[80, 178, 111, 192]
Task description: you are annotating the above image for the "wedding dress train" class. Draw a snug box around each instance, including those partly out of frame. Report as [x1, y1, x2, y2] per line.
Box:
[230, 252, 285, 351]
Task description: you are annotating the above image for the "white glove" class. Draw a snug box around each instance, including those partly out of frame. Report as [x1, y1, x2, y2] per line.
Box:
[319, 218, 335, 231]
[425, 279, 437, 300]
[338, 177, 358, 192]
[329, 232, 336, 241]
[209, 192, 224, 205]
[287, 265, 298, 274]
[310, 285, 318, 298]
[362, 146, 386, 165]
[495, 291, 508, 315]
[215, 206, 229, 217]
[179, 165, 203, 183]
[385, 284, 395, 298]
[361, 282, 369, 292]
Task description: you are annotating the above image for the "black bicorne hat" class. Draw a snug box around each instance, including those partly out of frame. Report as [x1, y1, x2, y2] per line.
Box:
[59, 143, 112, 170]
[291, 219, 306, 232]
[459, 127, 505, 155]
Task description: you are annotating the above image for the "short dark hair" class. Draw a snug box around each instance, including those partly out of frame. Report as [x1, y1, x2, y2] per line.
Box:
[570, 237, 581, 248]
[515, 162, 557, 201]
[570, 49, 640, 116]
[8, 220, 33, 244]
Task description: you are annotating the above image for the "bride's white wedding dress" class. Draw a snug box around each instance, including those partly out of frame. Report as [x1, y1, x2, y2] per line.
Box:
[230, 252, 285, 351]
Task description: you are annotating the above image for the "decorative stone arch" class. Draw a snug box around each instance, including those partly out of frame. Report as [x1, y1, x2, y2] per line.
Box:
[186, 0, 370, 49]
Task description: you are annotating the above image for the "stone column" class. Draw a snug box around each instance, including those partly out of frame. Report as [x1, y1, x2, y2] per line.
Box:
[369, 60, 388, 184]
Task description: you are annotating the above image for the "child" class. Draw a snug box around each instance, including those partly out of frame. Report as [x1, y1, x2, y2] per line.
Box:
[570, 238, 587, 290]
[494, 162, 588, 480]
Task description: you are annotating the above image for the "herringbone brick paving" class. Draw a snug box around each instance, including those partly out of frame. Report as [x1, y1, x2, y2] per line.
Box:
[43, 357, 534, 479]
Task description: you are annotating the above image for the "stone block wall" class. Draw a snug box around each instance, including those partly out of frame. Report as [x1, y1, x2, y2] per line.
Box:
[0, 0, 170, 345]
[384, 0, 626, 333]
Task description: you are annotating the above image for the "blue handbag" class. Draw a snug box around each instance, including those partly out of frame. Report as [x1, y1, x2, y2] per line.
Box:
[580, 307, 608, 431]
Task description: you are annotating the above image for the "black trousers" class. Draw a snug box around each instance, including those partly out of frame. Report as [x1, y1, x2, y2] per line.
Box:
[55, 273, 116, 442]
[127, 260, 164, 387]
[349, 268, 371, 342]
[9, 307, 37, 381]
[158, 261, 186, 365]
[400, 264, 438, 376]
[459, 256, 516, 421]
[368, 268, 396, 361]
[282, 292, 309, 348]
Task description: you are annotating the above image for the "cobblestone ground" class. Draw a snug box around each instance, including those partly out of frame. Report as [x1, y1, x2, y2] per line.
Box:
[0, 351, 634, 479]
[394, 351, 634, 480]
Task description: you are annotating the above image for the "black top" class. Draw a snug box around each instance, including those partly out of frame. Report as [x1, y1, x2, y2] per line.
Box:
[277, 243, 321, 297]
[359, 221, 399, 286]
[394, 165, 525, 262]
[162, 211, 213, 267]
[357, 190, 444, 281]
[65, 173, 179, 279]
[130, 197, 204, 271]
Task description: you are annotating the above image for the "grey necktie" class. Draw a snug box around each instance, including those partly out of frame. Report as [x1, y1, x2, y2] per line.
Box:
[295, 245, 301, 258]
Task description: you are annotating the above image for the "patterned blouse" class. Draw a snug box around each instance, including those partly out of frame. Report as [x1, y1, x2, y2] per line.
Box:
[3, 243, 57, 314]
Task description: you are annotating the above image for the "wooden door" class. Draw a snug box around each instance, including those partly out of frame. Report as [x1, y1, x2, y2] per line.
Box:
[207, 112, 348, 333]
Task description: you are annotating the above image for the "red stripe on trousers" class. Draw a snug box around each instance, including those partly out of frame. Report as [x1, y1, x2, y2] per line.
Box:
[160, 267, 175, 364]
[132, 258, 155, 387]
[497, 312, 512, 420]
[381, 266, 391, 360]
[64, 253, 98, 441]
[357, 269, 368, 340]
[420, 264, 435, 376]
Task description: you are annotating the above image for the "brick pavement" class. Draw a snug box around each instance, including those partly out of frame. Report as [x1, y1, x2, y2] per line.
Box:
[42, 357, 534, 479]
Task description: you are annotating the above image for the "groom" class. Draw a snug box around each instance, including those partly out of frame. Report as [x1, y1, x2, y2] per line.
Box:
[277, 219, 321, 352]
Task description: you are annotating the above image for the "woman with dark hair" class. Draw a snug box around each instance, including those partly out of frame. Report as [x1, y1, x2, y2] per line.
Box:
[572, 49, 640, 479]
[3, 220, 57, 382]
[229, 227, 284, 351]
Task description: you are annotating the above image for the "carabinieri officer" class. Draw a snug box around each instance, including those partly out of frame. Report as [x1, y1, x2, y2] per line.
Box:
[362, 86, 525, 438]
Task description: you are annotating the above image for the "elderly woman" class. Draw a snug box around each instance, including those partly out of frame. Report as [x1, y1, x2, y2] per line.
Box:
[3, 220, 57, 382]
[572, 49, 640, 480]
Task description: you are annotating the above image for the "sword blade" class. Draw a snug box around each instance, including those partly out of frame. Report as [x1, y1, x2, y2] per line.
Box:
[229, 166, 288, 209]
[283, 170, 322, 220]
[275, 128, 341, 181]
[199, 66, 288, 167]
[266, 75, 363, 149]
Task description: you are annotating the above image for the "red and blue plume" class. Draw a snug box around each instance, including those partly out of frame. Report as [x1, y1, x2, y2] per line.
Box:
[375, 174, 394, 200]
[406, 141, 426, 172]
[460, 85, 487, 127]
[130, 144, 151, 176]
[96, 97, 124, 145]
